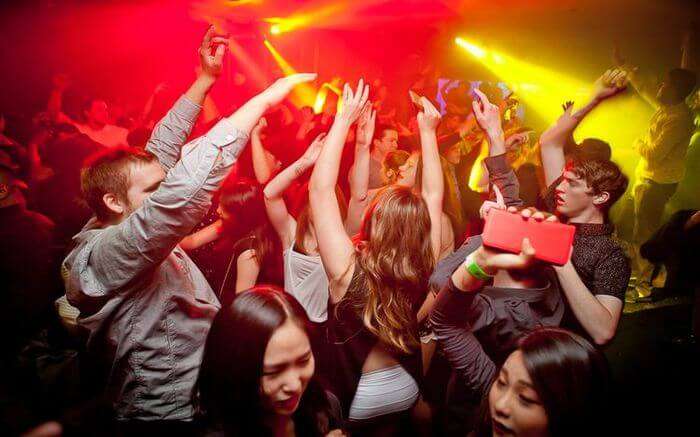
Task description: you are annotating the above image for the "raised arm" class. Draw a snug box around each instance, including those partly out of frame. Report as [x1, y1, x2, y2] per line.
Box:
[346, 103, 376, 235]
[472, 88, 523, 207]
[84, 74, 316, 291]
[180, 219, 223, 251]
[417, 97, 444, 261]
[146, 26, 228, 171]
[264, 132, 326, 248]
[430, 279, 497, 397]
[310, 80, 368, 299]
[250, 118, 275, 184]
[539, 69, 628, 186]
[47, 74, 75, 125]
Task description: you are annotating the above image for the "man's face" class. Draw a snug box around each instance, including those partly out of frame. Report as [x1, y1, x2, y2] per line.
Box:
[123, 161, 165, 216]
[554, 170, 596, 218]
[374, 129, 399, 156]
[86, 100, 110, 125]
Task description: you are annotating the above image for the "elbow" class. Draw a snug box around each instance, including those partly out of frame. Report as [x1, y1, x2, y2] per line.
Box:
[592, 327, 616, 346]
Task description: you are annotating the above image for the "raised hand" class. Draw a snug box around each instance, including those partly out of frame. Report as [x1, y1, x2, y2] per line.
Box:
[199, 25, 229, 79]
[473, 238, 537, 275]
[356, 102, 376, 147]
[338, 79, 370, 125]
[479, 184, 506, 219]
[300, 132, 327, 165]
[472, 88, 502, 137]
[262, 73, 318, 107]
[505, 132, 530, 150]
[593, 68, 628, 101]
[252, 117, 267, 138]
[416, 96, 442, 132]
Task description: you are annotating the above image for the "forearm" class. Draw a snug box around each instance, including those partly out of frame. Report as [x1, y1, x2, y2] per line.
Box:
[451, 260, 487, 292]
[349, 141, 371, 202]
[486, 128, 506, 157]
[251, 134, 274, 184]
[264, 158, 312, 199]
[310, 119, 349, 193]
[419, 128, 443, 200]
[145, 95, 203, 171]
[184, 74, 216, 108]
[430, 282, 496, 396]
[484, 154, 523, 207]
[224, 94, 271, 137]
[47, 89, 63, 118]
[555, 263, 617, 345]
[180, 219, 223, 251]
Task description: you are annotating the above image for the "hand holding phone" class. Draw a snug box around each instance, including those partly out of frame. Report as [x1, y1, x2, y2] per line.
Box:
[481, 209, 575, 266]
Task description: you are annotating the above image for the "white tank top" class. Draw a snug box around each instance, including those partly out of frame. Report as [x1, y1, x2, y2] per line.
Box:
[283, 242, 329, 323]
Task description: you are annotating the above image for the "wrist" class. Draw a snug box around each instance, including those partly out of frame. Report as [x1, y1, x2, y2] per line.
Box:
[472, 247, 497, 276]
[463, 251, 494, 283]
[195, 73, 217, 89]
[486, 128, 504, 142]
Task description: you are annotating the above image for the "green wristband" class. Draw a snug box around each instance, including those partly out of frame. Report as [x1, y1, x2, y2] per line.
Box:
[464, 253, 493, 281]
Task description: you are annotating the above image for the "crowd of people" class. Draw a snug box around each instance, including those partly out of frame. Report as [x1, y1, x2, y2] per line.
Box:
[1, 23, 699, 437]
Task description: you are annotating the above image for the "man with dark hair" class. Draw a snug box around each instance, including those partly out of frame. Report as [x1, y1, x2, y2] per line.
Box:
[62, 27, 316, 429]
[538, 69, 632, 345]
[621, 64, 696, 299]
[368, 124, 399, 188]
[614, 41, 698, 299]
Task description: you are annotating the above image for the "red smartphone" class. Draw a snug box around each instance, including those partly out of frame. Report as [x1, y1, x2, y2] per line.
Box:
[481, 209, 575, 266]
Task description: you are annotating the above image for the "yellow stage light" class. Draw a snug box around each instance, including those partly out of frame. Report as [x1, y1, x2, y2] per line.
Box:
[455, 36, 654, 182]
[263, 39, 317, 107]
[455, 37, 487, 59]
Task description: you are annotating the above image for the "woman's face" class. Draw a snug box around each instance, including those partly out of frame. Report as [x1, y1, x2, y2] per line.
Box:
[261, 320, 315, 416]
[397, 153, 420, 187]
[488, 350, 548, 437]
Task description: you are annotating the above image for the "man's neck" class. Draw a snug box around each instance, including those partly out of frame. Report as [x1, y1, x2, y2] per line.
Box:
[565, 208, 605, 225]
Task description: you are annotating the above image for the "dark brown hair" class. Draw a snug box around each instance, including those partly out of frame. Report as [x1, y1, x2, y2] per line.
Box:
[566, 158, 628, 211]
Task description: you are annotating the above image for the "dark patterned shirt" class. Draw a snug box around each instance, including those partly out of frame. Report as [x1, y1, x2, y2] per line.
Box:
[559, 223, 631, 338]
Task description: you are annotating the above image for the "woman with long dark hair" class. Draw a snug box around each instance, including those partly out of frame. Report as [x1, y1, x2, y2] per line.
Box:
[309, 80, 444, 431]
[476, 327, 611, 437]
[196, 286, 343, 436]
[182, 177, 283, 302]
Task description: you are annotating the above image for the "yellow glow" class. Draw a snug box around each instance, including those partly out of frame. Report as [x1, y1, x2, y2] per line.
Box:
[455, 37, 653, 178]
[263, 39, 317, 107]
[264, 3, 345, 35]
[313, 83, 342, 114]
[227, 38, 268, 89]
[455, 37, 486, 59]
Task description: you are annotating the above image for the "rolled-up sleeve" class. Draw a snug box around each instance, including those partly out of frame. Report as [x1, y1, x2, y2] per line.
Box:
[146, 96, 202, 172]
[484, 153, 523, 207]
[430, 279, 497, 397]
[88, 120, 248, 293]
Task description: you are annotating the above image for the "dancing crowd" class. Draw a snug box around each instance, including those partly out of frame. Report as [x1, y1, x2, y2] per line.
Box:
[2, 25, 699, 437]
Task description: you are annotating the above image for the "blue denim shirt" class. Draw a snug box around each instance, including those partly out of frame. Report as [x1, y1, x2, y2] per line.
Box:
[63, 96, 248, 421]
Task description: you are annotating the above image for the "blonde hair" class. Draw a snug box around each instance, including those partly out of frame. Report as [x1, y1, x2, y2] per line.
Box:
[349, 185, 434, 354]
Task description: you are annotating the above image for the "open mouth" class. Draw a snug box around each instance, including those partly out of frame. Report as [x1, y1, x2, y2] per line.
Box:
[492, 418, 514, 435]
[276, 394, 301, 411]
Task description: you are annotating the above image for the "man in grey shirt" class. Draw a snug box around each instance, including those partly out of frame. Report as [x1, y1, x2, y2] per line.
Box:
[63, 28, 316, 426]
